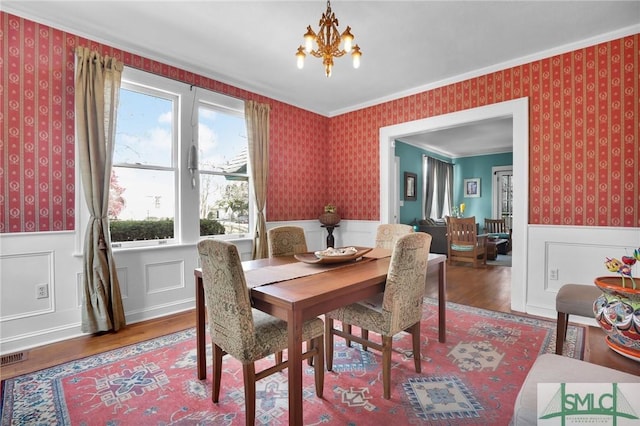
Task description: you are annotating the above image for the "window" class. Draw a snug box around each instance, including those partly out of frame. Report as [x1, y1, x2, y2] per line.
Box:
[197, 100, 249, 237]
[107, 68, 250, 247]
[110, 85, 177, 244]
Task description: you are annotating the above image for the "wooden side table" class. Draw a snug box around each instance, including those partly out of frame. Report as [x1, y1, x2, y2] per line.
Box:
[321, 224, 339, 248]
[486, 238, 508, 260]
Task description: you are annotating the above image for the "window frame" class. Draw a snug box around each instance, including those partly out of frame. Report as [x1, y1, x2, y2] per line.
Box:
[195, 92, 253, 240]
[109, 76, 181, 248]
[76, 67, 253, 252]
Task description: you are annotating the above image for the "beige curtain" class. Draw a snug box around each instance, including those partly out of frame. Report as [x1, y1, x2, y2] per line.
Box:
[245, 101, 270, 259]
[75, 47, 126, 333]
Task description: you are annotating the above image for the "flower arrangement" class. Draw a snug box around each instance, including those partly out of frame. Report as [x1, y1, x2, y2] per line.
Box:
[324, 204, 336, 213]
[604, 248, 640, 289]
[319, 203, 340, 226]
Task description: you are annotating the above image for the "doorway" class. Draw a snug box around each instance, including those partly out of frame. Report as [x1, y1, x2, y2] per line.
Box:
[379, 98, 529, 312]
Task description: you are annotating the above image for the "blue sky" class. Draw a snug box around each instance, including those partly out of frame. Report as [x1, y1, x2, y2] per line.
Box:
[112, 88, 247, 220]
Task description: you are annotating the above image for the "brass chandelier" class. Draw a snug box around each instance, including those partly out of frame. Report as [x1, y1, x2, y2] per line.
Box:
[295, 0, 362, 77]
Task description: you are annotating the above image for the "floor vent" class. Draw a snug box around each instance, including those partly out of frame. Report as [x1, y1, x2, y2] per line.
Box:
[1, 351, 27, 366]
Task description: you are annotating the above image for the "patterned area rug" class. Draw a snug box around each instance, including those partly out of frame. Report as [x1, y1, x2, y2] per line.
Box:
[0, 299, 585, 425]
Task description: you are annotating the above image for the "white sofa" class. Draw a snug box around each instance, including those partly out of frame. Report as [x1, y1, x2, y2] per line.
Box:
[511, 354, 640, 425]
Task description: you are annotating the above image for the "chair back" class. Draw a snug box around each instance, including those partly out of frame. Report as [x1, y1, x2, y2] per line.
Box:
[382, 232, 432, 332]
[197, 239, 255, 358]
[447, 216, 479, 245]
[375, 224, 414, 249]
[267, 225, 308, 257]
[484, 218, 508, 235]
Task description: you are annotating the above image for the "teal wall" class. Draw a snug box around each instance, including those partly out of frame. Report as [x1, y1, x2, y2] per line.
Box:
[395, 141, 512, 225]
[453, 152, 512, 225]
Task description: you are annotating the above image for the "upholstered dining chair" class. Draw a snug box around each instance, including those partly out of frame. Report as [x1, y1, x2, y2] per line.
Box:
[325, 232, 432, 399]
[446, 216, 488, 268]
[374, 223, 415, 249]
[267, 225, 312, 365]
[348, 223, 415, 349]
[267, 225, 308, 257]
[197, 239, 324, 425]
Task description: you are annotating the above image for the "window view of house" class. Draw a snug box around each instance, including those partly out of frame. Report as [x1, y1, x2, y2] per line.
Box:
[197, 104, 249, 237]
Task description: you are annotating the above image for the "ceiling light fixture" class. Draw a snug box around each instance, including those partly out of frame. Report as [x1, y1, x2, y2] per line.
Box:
[295, 0, 361, 78]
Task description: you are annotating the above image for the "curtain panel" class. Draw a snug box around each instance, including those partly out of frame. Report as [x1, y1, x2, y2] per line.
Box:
[245, 101, 270, 260]
[423, 156, 453, 220]
[75, 47, 126, 333]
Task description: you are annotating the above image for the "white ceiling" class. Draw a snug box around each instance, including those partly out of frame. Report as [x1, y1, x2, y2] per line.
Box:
[4, 1, 639, 156]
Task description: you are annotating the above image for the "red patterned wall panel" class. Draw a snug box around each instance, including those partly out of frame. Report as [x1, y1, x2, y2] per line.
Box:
[329, 35, 639, 226]
[1, 13, 329, 231]
[1, 12, 638, 232]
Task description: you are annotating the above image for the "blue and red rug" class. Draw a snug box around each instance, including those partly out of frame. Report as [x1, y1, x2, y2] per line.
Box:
[1, 299, 584, 425]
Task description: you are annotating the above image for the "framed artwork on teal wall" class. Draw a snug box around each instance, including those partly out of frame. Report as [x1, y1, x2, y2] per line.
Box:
[404, 172, 417, 201]
[464, 178, 480, 198]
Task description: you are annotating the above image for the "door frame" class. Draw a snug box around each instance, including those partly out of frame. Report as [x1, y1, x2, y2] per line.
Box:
[379, 98, 529, 312]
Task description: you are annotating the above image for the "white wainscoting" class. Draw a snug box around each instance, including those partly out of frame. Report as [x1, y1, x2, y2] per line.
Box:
[1, 222, 636, 354]
[0, 221, 378, 355]
[526, 225, 640, 326]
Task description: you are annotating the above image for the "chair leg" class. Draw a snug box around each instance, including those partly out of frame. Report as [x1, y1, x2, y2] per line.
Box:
[313, 335, 325, 397]
[344, 323, 352, 347]
[275, 351, 283, 364]
[306, 340, 313, 366]
[556, 312, 569, 355]
[325, 318, 334, 371]
[409, 323, 421, 373]
[243, 363, 256, 426]
[361, 329, 369, 351]
[212, 344, 224, 403]
[382, 335, 393, 400]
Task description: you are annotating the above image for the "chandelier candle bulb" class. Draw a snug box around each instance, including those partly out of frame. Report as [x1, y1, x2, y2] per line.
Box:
[342, 26, 353, 52]
[296, 47, 306, 69]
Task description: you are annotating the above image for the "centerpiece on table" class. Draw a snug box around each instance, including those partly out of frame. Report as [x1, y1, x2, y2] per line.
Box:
[593, 248, 640, 362]
[319, 203, 341, 226]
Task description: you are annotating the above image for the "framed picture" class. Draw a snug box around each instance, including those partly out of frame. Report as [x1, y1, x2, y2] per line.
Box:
[404, 172, 417, 201]
[464, 178, 480, 198]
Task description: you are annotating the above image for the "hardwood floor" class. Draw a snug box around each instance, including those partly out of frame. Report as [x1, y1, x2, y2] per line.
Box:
[1, 262, 637, 381]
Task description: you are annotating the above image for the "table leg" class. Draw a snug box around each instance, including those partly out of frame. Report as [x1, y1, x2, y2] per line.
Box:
[287, 310, 304, 425]
[196, 274, 206, 380]
[438, 261, 447, 343]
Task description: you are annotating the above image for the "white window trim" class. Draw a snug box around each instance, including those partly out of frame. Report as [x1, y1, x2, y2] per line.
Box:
[75, 67, 253, 254]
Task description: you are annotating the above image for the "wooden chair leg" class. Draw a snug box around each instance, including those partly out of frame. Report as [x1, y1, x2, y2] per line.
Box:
[410, 323, 421, 373]
[361, 329, 369, 351]
[243, 363, 256, 426]
[212, 344, 224, 402]
[275, 351, 283, 364]
[382, 335, 392, 400]
[306, 340, 313, 366]
[344, 323, 352, 347]
[556, 312, 568, 355]
[313, 335, 325, 397]
[325, 318, 334, 371]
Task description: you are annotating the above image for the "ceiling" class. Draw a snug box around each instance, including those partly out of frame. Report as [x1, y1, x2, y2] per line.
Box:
[4, 1, 639, 157]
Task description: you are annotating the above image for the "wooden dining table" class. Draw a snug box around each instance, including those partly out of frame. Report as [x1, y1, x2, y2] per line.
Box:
[194, 250, 447, 425]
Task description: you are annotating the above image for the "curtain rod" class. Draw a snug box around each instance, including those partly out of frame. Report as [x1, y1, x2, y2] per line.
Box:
[422, 154, 454, 165]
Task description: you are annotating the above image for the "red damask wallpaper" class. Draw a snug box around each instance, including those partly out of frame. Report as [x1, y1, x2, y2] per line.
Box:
[329, 37, 639, 226]
[1, 12, 638, 232]
[0, 13, 328, 232]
